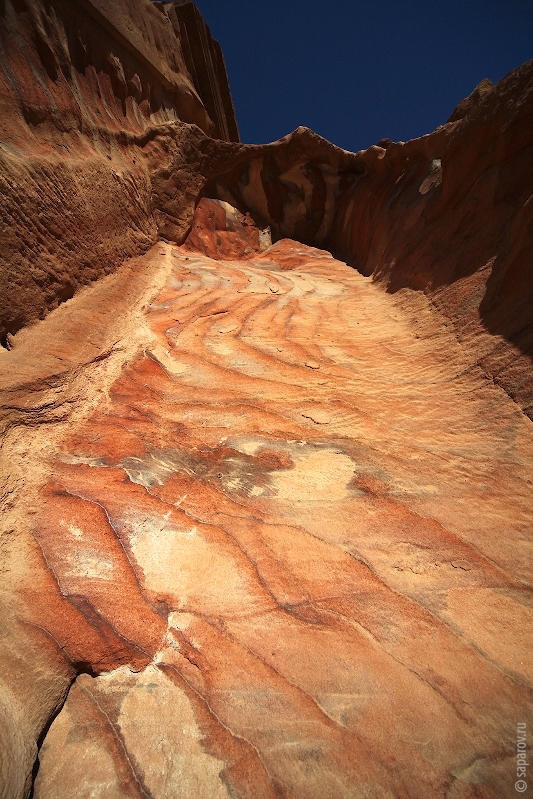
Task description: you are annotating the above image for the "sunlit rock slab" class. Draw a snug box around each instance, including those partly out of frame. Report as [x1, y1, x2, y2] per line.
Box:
[3, 239, 532, 799]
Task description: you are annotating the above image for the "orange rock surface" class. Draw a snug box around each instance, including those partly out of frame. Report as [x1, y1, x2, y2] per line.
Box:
[0, 0, 238, 341]
[1, 229, 531, 797]
[0, 1, 532, 797]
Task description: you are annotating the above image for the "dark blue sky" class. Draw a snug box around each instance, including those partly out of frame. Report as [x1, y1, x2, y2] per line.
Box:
[192, 0, 532, 151]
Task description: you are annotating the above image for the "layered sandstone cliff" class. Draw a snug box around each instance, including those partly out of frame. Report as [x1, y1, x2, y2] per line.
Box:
[0, 2, 532, 798]
[0, 0, 237, 342]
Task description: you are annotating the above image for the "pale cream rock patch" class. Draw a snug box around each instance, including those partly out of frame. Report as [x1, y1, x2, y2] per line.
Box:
[123, 510, 269, 616]
[34, 666, 231, 799]
[270, 447, 355, 502]
[118, 666, 230, 799]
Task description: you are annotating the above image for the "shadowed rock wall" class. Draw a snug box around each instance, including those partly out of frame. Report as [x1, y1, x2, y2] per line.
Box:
[166, 1, 240, 143]
[0, 0, 237, 342]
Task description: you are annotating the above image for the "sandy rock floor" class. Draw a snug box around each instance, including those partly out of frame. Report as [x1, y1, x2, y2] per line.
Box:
[1, 240, 531, 798]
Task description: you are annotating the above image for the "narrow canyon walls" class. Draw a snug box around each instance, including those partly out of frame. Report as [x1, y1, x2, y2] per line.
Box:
[0, 3, 532, 796]
[144, 63, 533, 413]
[1, 0, 531, 413]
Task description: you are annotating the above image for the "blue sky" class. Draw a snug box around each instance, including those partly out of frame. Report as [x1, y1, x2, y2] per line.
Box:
[192, 0, 532, 151]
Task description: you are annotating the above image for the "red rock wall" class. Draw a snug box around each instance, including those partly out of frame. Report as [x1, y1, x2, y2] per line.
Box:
[164, 1, 240, 143]
[330, 64, 533, 415]
[0, 0, 238, 342]
[197, 63, 533, 415]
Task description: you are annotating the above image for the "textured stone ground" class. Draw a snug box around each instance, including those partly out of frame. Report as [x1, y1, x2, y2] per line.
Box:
[1, 237, 530, 798]
[1, 2, 531, 796]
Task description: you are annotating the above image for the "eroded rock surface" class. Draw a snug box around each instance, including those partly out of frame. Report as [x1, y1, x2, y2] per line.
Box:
[1, 1, 532, 797]
[1, 232, 531, 798]
[0, 0, 237, 340]
[2, 0, 531, 415]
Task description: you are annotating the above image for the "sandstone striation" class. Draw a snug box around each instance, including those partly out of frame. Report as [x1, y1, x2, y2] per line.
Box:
[2, 0, 531, 408]
[0, 1, 532, 798]
[1, 233, 531, 798]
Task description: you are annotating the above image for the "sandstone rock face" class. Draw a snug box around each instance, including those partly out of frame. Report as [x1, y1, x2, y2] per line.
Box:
[0, 2, 532, 798]
[168, 1, 240, 143]
[198, 65, 533, 416]
[1, 233, 531, 798]
[2, 5, 531, 411]
[182, 197, 271, 259]
[0, 0, 237, 341]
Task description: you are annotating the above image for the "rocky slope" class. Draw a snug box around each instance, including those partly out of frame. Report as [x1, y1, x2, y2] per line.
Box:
[2, 217, 532, 799]
[0, 1, 532, 798]
[0, 0, 237, 342]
